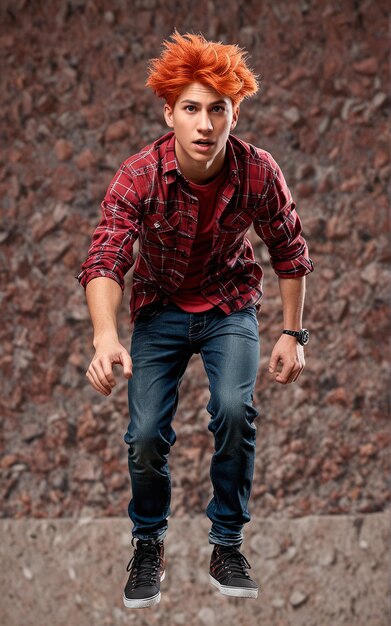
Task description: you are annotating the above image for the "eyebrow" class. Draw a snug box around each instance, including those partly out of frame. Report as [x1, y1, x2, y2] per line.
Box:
[180, 99, 228, 106]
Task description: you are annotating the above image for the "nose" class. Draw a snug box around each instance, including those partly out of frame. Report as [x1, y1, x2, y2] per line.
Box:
[197, 110, 213, 133]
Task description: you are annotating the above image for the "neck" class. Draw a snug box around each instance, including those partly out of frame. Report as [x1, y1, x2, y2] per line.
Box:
[175, 140, 227, 184]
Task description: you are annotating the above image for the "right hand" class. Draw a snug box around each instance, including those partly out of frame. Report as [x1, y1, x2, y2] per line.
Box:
[86, 336, 133, 396]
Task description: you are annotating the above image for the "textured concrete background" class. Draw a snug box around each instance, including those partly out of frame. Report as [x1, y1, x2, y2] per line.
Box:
[1, 514, 390, 626]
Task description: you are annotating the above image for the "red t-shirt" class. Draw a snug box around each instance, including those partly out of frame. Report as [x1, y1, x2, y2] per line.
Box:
[170, 164, 228, 312]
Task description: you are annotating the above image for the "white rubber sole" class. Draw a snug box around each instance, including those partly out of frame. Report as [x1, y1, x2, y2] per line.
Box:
[123, 570, 165, 609]
[209, 574, 258, 598]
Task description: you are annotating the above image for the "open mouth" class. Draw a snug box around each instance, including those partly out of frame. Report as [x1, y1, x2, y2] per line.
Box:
[193, 139, 214, 145]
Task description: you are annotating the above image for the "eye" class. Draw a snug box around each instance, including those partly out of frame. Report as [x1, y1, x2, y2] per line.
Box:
[185, 105, 196, 112]
[212, 105, 225, 113]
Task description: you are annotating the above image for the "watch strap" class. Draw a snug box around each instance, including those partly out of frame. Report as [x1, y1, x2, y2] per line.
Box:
[282, 330, 299, 338]
[282, 328, 309, 346]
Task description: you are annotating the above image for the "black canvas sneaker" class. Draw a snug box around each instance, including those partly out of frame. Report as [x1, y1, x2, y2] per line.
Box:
[209, 544, 259, 598]
[123, 538, 165, 608]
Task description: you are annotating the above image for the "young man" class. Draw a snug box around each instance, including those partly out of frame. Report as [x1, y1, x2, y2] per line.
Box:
[77, 31, 313, 608]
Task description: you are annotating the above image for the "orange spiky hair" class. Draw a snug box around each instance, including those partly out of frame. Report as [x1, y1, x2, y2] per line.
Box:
[146, 30, 259, 108]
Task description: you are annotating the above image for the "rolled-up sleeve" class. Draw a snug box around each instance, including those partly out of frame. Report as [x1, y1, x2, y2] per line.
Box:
[76, 163, 142, 291]
[253, 156, 314, 278]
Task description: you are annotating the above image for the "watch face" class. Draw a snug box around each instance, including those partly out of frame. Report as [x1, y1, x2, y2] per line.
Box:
[301, 329, 310, 345]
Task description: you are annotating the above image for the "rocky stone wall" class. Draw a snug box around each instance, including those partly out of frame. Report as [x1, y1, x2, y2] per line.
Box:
[0, 0, 389, 520]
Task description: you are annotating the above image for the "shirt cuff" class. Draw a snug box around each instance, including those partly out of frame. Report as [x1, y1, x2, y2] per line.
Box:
[271, 255, 314, 279]
[75, 268, 124, 291]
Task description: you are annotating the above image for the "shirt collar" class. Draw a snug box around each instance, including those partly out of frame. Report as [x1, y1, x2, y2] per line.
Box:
[161, 131, 240, 187]
[161, 132, 178, 184]
[225, 135, 240, 186]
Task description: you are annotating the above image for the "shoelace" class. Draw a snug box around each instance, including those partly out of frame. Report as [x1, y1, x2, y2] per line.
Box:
[214, 547, 251, 579]
[126, 539, 163, 588]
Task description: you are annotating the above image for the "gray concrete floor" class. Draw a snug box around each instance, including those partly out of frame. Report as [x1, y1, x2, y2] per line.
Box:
[1, 513, 390, 626]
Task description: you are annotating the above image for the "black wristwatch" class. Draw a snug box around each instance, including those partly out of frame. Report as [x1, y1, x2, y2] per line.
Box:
[282, 328, 310, 346]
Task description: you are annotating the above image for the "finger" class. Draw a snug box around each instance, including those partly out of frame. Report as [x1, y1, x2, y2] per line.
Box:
[100, 356, 117, 387]
[293, 359, 306, 381]
[87, 368, 110, 395]
[290, 357, 305, 381]
[86, 369, 110, 396]
[291, 365, 304, 383]
[91, 359, 113, 391]
[120, 350, 133, 378]
[275, 361, 295, 384]
[86, 370, 104, 394]
[268, 353, 279, 374]
[290, 369, 301, 383]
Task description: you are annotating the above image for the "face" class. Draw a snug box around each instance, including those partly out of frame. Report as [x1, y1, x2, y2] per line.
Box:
[163, 81, 239, 183]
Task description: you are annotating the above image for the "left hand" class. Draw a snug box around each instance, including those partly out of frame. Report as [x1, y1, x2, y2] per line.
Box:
[268, 334, 305, 384]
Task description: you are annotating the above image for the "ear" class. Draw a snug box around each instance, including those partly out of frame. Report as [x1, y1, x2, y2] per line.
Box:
[164, 103, 174, 128]
[230, 105, 240, 131]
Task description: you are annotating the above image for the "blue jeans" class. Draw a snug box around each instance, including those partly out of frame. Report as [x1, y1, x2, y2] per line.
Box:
[124, 302, 260, 546]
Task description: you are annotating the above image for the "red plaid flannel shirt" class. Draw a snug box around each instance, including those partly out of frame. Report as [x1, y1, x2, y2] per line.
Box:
[77, 131, 313, 321]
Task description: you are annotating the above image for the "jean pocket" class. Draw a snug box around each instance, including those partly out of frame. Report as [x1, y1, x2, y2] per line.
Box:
[241, 305, 257, 314]
[136, 302, 165, 323]
[238, 305, 258, 324]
